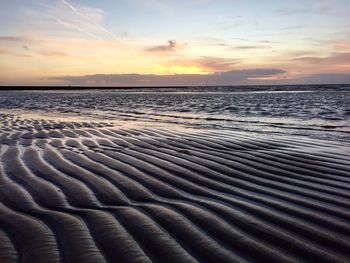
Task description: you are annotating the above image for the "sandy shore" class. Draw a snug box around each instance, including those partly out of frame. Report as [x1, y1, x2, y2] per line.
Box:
[0, 113, 350, 263]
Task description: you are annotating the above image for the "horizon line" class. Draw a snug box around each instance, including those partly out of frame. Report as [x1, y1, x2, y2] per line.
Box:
[0, 83, 349, 90]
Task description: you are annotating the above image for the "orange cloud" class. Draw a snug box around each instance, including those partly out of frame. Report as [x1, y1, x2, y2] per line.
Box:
[331, 41, 350, 52]
[158, 56, 240, 74]
[194, 56, 239, 72]
[153, 64, 205, 74]
[291, 52, 350, 72]
[38, 50, 83, 59]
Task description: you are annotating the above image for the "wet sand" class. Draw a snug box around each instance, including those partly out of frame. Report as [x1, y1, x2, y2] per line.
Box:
[0, 113, 350, 262]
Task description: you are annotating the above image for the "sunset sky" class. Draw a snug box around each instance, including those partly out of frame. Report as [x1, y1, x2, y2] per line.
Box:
[0, 0, 350, 86]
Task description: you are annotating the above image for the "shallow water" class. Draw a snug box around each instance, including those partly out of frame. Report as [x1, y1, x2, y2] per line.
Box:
[0, 85, 349, 142]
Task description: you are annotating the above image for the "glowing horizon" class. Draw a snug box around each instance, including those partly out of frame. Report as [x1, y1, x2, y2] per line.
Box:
[1, 0, 350, 86]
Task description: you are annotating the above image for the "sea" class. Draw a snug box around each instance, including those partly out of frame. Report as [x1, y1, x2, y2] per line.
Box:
[0, 85, 349, 142]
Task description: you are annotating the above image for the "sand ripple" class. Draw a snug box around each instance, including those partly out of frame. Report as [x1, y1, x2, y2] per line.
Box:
[0, 114, 350, 262]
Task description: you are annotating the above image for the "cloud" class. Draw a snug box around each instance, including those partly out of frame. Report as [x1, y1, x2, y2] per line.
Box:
[146, 40, 180, 53]
[50, 68, 287, 86]
[288, 50, 318, 57]
[192, 38, 273, 50]
[279, 25, 306, 30]
[331, 41, 350, 52]
[129, 0, 210, 15]
[275, 6, 332, 15]
[0, 36, 31, 55]
[60, 0, 120, 41]
[21, 1, 122, 42]
[194, 56, 239, 71]
[0, 47, 31, 58]
[292, 73, 350, 84]
[38, 50, 81, 59]
[0, 36, 27, 42]
[0, 47, 9, 54]
[292, 52, 350, 65]
[258, 40, 275, 44]
[210, 69, 287, 83]
[264, 73, 350, 85]
[233, 45, 271, 50]
[166, 56, 240, 72]
[52, 17, 101, 40]
[0, 35, 81, 59]
[0, 44, 32, 57]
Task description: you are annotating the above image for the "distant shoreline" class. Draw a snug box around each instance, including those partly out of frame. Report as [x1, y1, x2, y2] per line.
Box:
[0, 83, 349, 91]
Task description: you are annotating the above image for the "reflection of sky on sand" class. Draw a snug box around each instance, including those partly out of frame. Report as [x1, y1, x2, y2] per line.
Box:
[2, 107, 350, 143]
[0, 88, 349, 142]
[0, 109, 202, 134]
[2, 109, 349, 153]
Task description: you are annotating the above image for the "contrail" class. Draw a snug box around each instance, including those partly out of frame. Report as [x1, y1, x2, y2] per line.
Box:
[61, 0, 121, 41]
[53, 17, 102, 40]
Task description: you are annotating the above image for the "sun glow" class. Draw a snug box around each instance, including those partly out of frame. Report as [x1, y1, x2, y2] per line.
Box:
[153, 65, 208, 75]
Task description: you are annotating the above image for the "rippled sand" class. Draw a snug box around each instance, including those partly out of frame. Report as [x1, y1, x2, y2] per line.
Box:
[0, 113, 350, 263]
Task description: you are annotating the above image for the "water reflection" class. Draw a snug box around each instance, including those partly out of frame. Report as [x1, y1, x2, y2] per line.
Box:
[0, 87, 349, 142]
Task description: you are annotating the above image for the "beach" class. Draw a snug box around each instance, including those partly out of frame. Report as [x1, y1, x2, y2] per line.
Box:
[0, 90, 350, 263]
[0, 88, 350, 262]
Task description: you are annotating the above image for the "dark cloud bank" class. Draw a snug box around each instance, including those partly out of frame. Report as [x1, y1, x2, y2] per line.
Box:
[51, 69, 286, 86]
[51, 69, 350, 86]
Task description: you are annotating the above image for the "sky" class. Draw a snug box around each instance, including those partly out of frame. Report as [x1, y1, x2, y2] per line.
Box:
[0, 0, 349, 86]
